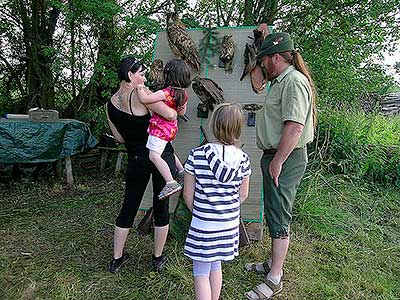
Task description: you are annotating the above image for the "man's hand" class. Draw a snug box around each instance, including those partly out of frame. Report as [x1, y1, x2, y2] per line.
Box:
[269, 157, 283, 187]
[257, 23, 270, 39]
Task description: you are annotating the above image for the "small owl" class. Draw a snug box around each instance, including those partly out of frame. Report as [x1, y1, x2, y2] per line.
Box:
[219, 35, 235, 73]
[192, 77, 224, 111]
[148, 59, 164, 92]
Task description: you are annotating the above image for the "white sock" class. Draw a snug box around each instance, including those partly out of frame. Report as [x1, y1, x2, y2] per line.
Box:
[267, 272, 281, 285]
[166, 180, 176, 184]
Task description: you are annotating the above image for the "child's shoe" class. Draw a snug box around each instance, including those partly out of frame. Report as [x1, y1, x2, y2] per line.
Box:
[175, 170, 185, 187]
[158, 181, 182, 200]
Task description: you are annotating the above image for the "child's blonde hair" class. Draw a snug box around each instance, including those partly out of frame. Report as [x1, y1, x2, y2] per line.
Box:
[209, 103, 243, 146]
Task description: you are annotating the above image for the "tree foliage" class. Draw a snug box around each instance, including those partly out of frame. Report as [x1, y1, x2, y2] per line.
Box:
[0, 0, 399, 121]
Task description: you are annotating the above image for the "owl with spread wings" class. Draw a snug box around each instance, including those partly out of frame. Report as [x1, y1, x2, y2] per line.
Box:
[240, 25, 269, 94]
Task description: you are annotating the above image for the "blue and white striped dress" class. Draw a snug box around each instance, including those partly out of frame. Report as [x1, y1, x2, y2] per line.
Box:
[184, 143, 251, 262]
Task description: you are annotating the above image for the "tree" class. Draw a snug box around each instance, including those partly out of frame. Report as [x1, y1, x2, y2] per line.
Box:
[0, 0, 399, 120]
[1, 0, 61, 110]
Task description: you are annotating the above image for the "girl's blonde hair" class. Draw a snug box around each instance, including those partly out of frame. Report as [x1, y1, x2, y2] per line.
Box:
[209, 103, 243, 146]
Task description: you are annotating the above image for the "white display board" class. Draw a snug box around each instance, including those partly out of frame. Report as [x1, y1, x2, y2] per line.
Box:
[140, 26, 269, 222]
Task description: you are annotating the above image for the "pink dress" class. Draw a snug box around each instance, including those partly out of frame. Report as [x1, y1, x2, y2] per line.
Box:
[148, 87, 187, 142]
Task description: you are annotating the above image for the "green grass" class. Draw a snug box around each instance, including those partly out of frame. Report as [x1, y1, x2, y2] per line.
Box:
[0, 172, 399, 300]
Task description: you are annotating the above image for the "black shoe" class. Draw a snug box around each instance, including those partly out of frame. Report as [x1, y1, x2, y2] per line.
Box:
[108, 252, 130, 273]
[151, 254, 167, 271]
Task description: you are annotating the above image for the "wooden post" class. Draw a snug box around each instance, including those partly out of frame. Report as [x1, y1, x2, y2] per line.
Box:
[100, 150, 108, 172]
[239, 217, 251, 247]
[114, 152, 124, 177]
[55, 160, 62, 177]
[65, 156, 73, 184]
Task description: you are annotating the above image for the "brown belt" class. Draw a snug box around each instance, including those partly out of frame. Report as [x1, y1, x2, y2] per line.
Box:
[263, 149, 277, 155]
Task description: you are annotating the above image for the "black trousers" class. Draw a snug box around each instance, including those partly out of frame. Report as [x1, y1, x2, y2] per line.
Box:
[116, 151, 176, 228]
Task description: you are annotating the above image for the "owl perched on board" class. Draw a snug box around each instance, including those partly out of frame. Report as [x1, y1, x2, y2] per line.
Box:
[192, 77, 224, 111]
[219, 35, 235, 73]
[166, 13, 201, 71]
[147, 59, 164, 92]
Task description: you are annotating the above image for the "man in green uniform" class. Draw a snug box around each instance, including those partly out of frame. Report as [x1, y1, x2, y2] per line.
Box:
[245, 32, 317, 299]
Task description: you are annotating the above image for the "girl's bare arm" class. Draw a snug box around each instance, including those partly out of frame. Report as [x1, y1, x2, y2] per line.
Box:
[183, 172, 195, 211]
[239, 176, 250, 204]
[137, 84, 165, 104]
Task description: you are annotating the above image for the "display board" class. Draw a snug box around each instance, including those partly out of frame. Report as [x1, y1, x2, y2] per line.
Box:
[140, 26, 270, 222]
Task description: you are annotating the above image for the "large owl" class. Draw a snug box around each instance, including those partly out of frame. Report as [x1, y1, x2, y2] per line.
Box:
[166, 13, 201, 71]
[148, 59, 164, 92]
[219, 35, 235, 73]
[192, 77, 224, 111]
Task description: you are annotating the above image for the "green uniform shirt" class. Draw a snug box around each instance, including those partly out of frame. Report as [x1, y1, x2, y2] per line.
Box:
[256, 65, 314, 150]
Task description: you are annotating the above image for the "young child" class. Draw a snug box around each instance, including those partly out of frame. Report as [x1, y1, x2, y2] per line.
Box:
[183, 103, 251, 300]
[137, 59, 191, 199]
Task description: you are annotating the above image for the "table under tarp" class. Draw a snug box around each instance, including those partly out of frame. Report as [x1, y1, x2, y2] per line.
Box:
[0, 118, 97, 182]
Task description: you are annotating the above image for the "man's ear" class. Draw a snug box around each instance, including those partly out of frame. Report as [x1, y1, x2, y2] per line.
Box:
[272, 54, 281, 64]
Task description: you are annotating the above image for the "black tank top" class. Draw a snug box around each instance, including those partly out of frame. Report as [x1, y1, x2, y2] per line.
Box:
[107, 91, 173, 155]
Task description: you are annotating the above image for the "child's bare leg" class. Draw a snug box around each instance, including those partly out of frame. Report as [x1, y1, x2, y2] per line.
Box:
[194, 276, 212, 300]
[210, 268, 222, 300]
[149, 150, 174, 182]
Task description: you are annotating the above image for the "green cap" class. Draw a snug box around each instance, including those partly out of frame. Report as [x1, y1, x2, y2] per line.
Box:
[256, 32, 294, 59]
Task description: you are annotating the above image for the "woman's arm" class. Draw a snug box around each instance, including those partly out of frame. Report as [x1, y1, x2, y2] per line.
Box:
[106, 103, 124, 143]
[183, 172, 195, 211]
[137, 84, 165, 104]
[239, 176, 250, 204]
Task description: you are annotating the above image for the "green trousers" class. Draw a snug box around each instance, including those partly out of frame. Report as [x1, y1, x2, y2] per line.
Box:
[261, 147, 308, 238]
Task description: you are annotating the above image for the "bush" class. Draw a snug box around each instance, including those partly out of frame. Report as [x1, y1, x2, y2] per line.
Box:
[310, 108, 400, 185]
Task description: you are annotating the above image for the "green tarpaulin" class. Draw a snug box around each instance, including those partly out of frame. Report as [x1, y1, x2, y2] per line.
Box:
[0, 119, 97, 164]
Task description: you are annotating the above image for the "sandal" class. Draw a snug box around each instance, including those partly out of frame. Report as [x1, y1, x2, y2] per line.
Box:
[245, 278, 283, 300]
[158, 181, 182, 200]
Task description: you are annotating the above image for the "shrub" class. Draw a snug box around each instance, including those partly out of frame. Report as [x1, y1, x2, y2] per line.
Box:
[310, 108, 400, 184]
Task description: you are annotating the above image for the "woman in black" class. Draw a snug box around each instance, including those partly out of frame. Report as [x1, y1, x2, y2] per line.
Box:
[106, 56, 177, 272]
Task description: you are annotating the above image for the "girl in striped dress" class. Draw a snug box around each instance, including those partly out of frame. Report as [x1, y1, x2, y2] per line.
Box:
[183, 103, 251, 300]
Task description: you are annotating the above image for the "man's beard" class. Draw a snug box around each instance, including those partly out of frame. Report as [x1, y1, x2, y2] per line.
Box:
[262, 64, 277, 82]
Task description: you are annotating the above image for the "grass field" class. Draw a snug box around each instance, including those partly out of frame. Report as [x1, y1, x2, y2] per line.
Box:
[0, 171, 399, 300]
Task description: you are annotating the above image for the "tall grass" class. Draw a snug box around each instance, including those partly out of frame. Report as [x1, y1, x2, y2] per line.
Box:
[311, 109, 400, 185]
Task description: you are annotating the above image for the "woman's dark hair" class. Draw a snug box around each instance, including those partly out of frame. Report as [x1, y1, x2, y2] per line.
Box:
[117, 55, 144, 82]
[164, 59, 191, 107]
